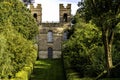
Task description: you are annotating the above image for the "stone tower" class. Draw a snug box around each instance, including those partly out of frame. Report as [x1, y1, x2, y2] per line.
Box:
[59, 4, 71, 23]
[30, 4, 71, 59]
[30, 4, 42, 24]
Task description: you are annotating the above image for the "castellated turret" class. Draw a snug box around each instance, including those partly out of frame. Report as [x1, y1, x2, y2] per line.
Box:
[59, 4, 71, 23]
[30, 4, 42, 24]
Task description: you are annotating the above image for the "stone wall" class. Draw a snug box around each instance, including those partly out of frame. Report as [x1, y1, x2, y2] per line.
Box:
[39, 51, 61, 58]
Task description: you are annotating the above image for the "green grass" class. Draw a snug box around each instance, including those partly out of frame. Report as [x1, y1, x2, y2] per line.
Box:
[30, 59, 66, 80]
[66, 69, 95, 80]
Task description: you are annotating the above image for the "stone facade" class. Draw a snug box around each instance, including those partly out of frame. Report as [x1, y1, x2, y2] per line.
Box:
[30, 4, 71, 59]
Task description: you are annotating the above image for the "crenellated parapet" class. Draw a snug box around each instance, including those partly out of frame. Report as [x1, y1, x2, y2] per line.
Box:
[59, 4, 71, 9]
[30, 4, 34, 9]
[59, 4, 71, 23]
[30, 4, 42, 24]
[30, 4, 42, 10]
[30, 3, 71, 24]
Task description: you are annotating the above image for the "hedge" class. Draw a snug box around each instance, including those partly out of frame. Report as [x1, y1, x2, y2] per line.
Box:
[10, 62, 34, 80]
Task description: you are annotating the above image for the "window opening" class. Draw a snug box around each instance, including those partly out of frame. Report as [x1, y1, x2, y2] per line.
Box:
[63, 13, 68, 22]
[33, 13, 37, 20]
[47, 30, 53, 42]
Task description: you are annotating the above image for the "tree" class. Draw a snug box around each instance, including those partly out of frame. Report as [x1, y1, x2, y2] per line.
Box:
[78, 0, 120, 76]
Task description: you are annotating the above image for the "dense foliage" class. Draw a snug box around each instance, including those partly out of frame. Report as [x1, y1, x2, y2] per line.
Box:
[78, 0, 120, 73]
[0, 0, 38, 79]
[63, 3, 120, 78]
[63, 14, 104, 77]
[0, 0, 38, 40]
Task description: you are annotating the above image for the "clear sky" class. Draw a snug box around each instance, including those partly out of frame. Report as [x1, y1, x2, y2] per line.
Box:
[33, 0, 79, 22]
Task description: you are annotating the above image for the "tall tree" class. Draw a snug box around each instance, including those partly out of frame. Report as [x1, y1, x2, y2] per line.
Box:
[78, 0, 120, 76]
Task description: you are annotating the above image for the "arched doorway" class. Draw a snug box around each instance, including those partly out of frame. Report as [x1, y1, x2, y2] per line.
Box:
[33, 13, 37, 20]
[48, 47, 53, 58]
[63, 13, 68, 22]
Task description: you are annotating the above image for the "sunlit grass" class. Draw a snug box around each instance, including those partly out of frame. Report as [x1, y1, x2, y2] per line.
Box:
[30, 59, 66, 80]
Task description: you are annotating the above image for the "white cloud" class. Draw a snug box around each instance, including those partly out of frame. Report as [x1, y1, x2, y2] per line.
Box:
[33, 0, 79, 22]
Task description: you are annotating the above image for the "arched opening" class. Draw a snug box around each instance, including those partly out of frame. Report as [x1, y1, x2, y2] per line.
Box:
[33, 13, 37, 20]
[48, 47, 53, 58]
[63, 13, 68, 22]
[47, 30, 53, 42]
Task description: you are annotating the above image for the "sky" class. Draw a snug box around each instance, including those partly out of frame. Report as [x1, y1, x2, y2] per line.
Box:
[32, 0, 79, 22]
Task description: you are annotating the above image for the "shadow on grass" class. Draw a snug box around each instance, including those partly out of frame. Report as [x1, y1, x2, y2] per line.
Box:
[30, 59, 66, 80]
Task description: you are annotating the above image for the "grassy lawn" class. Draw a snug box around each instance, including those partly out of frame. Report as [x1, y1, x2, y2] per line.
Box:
[30, 59, 66, 80]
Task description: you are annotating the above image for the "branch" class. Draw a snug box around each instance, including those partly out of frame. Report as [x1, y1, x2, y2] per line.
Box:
[95, 70, 107, 80]
[96, 62, 120, 79]
[108, 30, 114, 45]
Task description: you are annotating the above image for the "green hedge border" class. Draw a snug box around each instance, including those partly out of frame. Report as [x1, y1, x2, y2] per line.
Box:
[10, 62, 33, 80]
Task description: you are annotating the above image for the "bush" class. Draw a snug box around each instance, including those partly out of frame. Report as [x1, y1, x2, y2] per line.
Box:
[10, 63, 33, 80]
[0, 25, 37, 78]
[0, 0, 38, 40]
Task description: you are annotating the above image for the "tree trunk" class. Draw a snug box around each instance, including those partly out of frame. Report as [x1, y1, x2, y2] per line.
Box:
[102, 28, 114, 77]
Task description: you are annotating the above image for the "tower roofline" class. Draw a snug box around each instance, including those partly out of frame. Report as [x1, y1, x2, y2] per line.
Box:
[59, 4, 71, 9]
[30, 4, 42, 9]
